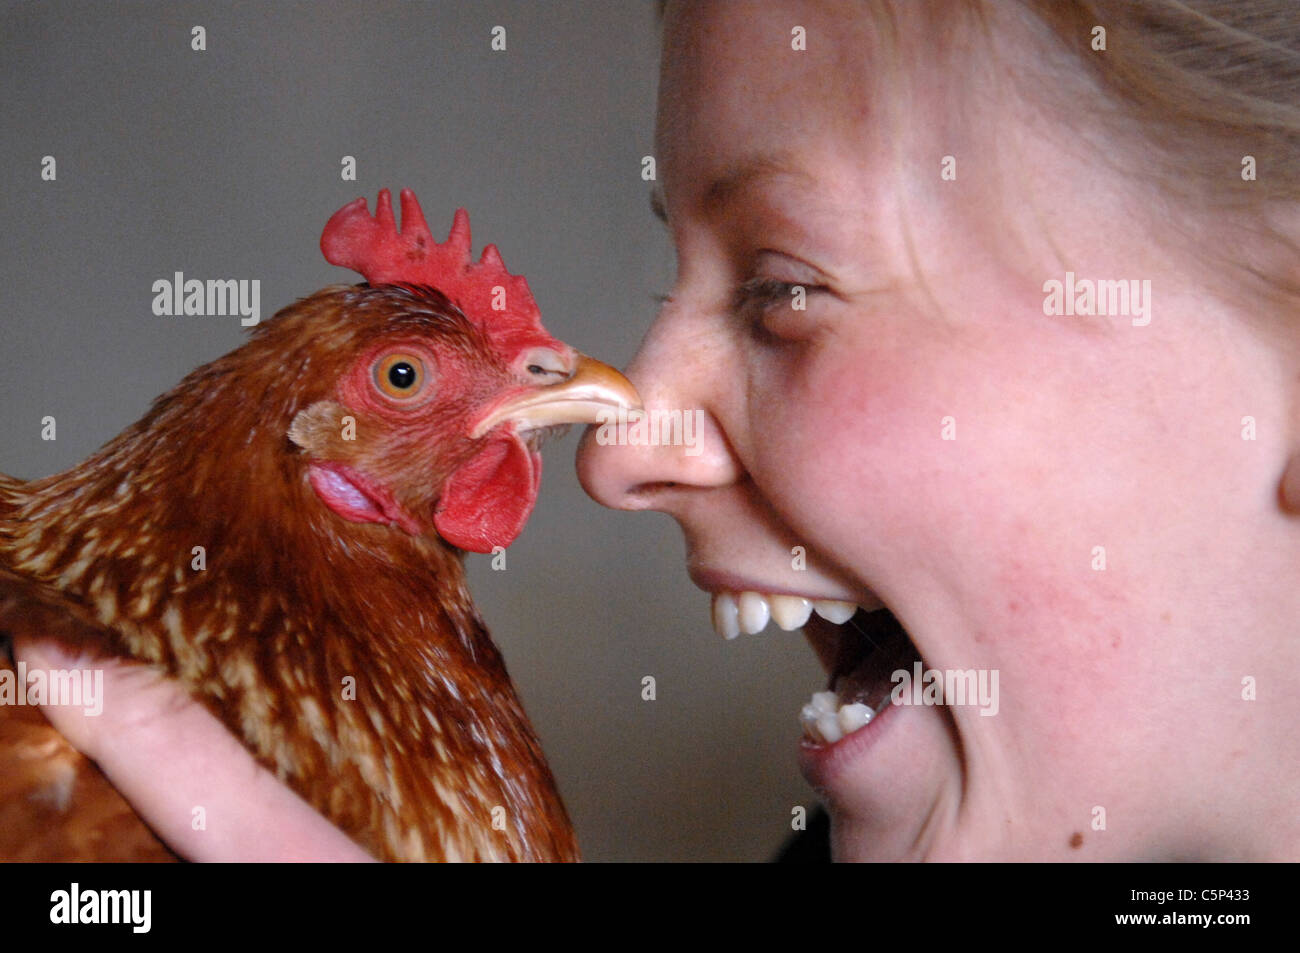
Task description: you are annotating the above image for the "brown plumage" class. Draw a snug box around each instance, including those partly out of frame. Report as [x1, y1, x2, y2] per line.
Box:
[0, 193, 640, 861]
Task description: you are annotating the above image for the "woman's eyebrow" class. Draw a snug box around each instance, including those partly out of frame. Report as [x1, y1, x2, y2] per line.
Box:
[648, 152, 816, 229]
[700, 152, 812, 216]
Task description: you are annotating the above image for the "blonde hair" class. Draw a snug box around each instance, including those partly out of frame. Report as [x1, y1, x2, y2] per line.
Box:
[1020, 1, 1300, 303]
[1024, 0, 1300, 206]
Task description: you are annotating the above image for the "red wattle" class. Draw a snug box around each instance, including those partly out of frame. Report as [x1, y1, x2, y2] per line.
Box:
[434, 434, 537, 553]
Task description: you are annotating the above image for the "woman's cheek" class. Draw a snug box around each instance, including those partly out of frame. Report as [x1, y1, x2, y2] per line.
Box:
[748, 340, 1151, 773]
[746, 333, 982, 562]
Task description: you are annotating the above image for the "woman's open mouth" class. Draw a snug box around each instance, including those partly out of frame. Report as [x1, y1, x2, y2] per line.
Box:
[801, 608, 921, 744]
[708, 591, 924, 748]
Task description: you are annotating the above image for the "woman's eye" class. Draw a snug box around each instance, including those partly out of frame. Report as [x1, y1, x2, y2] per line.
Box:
[732, 276, 825, 321]
[373, 352, 429, 400]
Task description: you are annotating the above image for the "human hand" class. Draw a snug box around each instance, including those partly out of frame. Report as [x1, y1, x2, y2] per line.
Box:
[12, 637, 375, 862]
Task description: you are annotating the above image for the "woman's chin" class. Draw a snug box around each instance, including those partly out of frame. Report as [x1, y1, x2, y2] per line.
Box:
[801, 701, 964, 861]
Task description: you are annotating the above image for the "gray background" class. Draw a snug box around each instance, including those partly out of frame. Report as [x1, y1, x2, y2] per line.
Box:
[0, 0, 825, 861]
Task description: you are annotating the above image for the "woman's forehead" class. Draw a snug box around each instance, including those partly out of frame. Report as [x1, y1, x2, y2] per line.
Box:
[653, 1, 1069, 245]
[656, 4, 887, 210]
[659, 4, 879, 126]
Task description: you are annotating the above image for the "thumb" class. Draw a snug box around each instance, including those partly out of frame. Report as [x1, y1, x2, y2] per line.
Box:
[10, 636, 176, 762]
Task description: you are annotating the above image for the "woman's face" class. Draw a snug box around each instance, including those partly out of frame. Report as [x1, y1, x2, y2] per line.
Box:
[578, 0, 1298, 859]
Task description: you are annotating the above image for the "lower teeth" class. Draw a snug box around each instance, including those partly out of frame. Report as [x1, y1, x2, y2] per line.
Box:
[799, 690, 878, 745]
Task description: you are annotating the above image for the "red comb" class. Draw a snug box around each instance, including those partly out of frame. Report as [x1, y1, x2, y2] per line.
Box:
[321, 189, 553, 355]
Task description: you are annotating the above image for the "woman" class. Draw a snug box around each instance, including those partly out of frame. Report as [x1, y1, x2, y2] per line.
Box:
[19, 0, 1300, 861]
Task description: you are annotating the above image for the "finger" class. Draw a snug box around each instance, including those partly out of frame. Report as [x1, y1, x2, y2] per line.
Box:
[11, 637, 375, 862]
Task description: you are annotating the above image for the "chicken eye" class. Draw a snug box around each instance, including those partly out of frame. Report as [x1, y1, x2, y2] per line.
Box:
[373, 353, 428, 400]
[389, 363, 416, 388]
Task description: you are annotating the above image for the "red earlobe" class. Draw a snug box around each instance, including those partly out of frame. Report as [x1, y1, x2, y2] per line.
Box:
[308, 464, 422, 534]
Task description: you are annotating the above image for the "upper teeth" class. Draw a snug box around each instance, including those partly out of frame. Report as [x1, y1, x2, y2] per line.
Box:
[710, 591, 858, 639]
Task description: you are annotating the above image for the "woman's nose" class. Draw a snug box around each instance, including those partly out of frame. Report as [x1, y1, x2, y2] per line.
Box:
[576, 332, 741, 512]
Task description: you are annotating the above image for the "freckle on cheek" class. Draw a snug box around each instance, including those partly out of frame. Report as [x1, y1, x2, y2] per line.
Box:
[1070, 832, 1084, 849]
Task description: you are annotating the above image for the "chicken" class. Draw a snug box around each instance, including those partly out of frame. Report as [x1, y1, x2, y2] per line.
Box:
[0, 189, 640, 862]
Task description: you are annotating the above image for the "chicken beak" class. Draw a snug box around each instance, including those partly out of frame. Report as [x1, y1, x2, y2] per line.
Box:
[469, 353, 642, 439]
